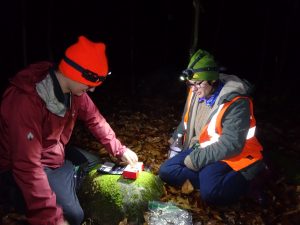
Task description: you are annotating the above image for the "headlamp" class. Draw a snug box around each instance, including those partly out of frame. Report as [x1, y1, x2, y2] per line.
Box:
[179, 51, 219, 82]
[181, 69, 194, 81]
[180, 67, 219, 81]
[63, 56, 111, 83]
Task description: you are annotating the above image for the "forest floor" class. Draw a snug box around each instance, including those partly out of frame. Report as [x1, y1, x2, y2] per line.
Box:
[1, 81, 300, 225]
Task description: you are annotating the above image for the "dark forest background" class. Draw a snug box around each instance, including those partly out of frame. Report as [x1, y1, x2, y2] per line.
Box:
[0, 0, 299, 100]
[1, 1, 300, 224]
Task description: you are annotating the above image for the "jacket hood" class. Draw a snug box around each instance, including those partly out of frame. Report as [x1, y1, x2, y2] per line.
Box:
[9, 62, 53, 94]
[218, 73, 253, 103]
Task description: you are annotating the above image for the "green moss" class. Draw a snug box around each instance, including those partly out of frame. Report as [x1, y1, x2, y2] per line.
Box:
[79, 166, 164, 224]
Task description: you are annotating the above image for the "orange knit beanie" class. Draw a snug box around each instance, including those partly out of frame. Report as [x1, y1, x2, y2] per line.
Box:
[59, 36, 108, 87]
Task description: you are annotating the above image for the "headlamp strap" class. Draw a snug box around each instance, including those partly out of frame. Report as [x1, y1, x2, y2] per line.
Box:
[63, 56, 86, 74]
[193, 67, 219, 73]
[63, 56, 106, 82]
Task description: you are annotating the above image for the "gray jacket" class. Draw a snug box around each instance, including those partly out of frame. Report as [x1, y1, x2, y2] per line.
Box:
[172, 74, 264, 180]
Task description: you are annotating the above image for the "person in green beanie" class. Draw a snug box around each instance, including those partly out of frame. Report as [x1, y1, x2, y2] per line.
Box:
[159, 49, 264, 205]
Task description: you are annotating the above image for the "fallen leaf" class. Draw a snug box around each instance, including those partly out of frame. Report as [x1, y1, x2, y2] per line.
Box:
[168, 186, 181, 194]
[181, 179, 194, 194]
[118, 218, 127, 225]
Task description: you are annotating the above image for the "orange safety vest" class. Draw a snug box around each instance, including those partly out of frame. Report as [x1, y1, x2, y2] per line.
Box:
[182, 89, 194, 144]
[198, 96, 263, 171]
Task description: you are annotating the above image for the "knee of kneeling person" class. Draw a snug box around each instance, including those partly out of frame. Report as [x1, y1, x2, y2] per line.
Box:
[200, 188, 212, 201]
[65, 206, 84, 225]
[158, 166, 169, 182]
[200, 189, 239, 206]
[200, 188, 222, 205]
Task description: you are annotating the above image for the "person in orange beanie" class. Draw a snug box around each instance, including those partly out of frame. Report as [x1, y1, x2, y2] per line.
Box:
[0, 36, 138, 225]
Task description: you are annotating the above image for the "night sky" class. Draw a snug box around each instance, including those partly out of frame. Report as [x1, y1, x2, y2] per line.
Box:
[0, 0, 299, 99]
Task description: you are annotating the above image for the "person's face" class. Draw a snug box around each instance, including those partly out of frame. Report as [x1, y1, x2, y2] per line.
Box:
[187, 80, 213, 98]
[68, 79, 96, 96]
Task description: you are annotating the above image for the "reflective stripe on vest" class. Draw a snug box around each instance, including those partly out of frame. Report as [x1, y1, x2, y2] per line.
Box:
[199, 96, 263, 171]
[183, 89, 194, 130]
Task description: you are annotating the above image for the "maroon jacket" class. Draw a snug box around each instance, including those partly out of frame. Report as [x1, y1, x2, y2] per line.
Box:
[0, 62, 127, 225]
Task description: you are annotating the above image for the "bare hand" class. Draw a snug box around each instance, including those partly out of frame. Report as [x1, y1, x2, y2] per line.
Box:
[121, 148, 138, 166]
[58, 220, 69, 225]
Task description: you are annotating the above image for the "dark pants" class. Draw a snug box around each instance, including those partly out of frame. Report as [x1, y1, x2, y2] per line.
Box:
[0, 146, 100, 225]
[159, 149, 249, 205]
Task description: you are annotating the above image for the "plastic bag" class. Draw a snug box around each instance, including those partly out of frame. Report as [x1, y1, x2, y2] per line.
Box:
[147, 201, 193, 225]
[168, 133, 183, 158]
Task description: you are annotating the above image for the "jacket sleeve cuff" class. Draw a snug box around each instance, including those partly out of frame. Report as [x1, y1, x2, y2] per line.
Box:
[184, 155, 198, 171]
[189, 149, 204, 171]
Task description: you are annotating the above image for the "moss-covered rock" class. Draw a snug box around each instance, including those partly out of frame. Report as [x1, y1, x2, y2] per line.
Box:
[78, 166, 164, 225]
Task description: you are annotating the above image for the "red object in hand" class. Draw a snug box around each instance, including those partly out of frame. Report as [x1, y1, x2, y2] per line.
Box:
[122, 162, 144, 179]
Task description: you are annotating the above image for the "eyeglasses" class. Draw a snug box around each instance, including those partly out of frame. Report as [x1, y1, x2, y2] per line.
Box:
[186, 80, 208, 89]
[63, 56, 111, 83]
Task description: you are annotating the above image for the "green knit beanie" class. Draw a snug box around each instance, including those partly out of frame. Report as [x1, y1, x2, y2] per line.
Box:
[182, 49, 219, 81]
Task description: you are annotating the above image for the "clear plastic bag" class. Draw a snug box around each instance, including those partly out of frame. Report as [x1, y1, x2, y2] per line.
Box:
[168, 133, 183, 158]
[147, 201, 193, 225]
